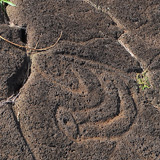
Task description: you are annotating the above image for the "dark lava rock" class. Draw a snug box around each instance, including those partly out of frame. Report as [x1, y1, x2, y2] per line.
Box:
[0, 24, 27, 99]
[0, 105, 34, 159]
[0, 0, 159, 159]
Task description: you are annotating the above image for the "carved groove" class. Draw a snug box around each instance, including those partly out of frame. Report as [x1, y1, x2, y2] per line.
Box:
[35, 54, 137, 142]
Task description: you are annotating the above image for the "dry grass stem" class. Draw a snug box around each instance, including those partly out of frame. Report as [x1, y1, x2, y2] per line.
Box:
[0, 31, 62, 51]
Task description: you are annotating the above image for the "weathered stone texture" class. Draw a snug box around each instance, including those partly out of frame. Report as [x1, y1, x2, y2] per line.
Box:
[0, 0, 159, 159]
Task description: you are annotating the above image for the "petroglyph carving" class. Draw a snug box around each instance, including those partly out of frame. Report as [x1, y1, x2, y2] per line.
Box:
[35, 54, 137, 142]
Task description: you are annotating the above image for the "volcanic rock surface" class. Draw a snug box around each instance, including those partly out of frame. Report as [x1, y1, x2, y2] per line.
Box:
[0, 0, 160, 159]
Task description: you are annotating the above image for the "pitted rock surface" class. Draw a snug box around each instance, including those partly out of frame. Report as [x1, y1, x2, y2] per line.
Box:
[0, 105, 34, 160]
[0, 25, 27, 99]
[0, 0, 160, 159]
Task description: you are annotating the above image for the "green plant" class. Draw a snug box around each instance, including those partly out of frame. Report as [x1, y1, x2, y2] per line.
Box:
[136, 70, 151, 90]
[0, 0, 16, 10]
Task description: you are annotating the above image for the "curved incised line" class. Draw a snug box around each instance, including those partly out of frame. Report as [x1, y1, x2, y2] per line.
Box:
[0, 31, 62, 51]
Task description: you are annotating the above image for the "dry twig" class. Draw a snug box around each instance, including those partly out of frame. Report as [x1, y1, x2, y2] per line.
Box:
[0, 31, 62, 51]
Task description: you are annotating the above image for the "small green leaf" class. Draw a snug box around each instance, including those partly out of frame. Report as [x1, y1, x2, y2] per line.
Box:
[136, 70, 151, 90]
[2, 0, 16, 6]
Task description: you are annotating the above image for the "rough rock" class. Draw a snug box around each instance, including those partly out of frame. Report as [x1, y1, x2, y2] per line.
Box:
[0, 24, 27, 99]
[0, 0, 159, 159]
[0, 105, 34, 159]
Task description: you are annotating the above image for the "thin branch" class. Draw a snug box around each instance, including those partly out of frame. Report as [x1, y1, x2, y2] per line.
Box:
[0, 31, 62, 51]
